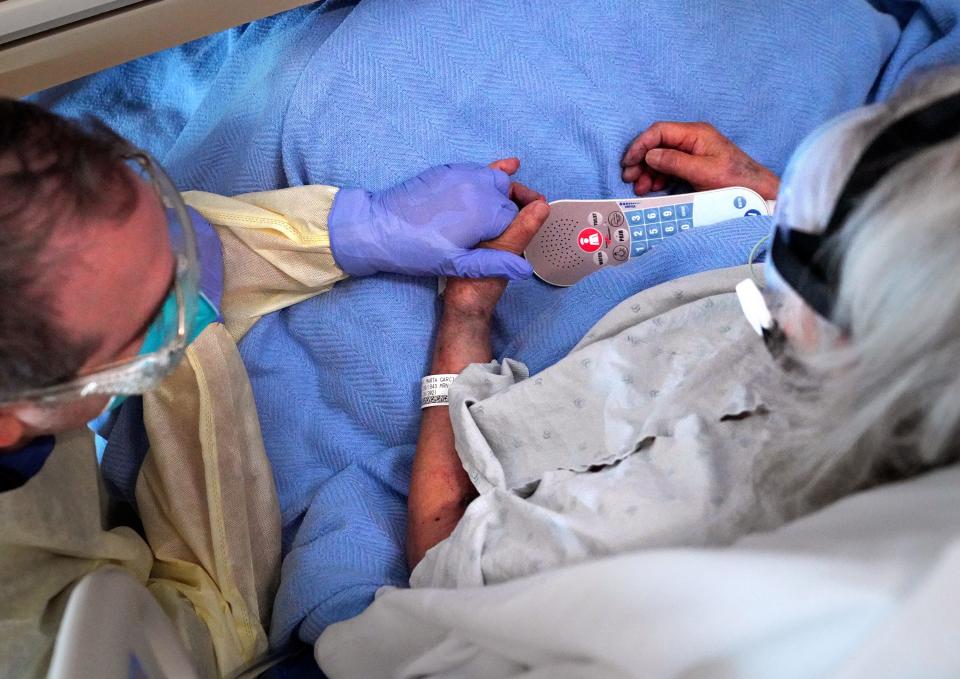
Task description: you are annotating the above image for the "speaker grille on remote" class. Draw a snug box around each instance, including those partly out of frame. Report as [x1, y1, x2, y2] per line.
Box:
[538, 217, 583, 270]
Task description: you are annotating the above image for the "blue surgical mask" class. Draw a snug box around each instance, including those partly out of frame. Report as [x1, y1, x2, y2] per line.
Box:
[102, 291, 219, 414]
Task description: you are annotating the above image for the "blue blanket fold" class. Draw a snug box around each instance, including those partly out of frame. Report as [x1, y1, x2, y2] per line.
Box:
[32, 0, 960, 651]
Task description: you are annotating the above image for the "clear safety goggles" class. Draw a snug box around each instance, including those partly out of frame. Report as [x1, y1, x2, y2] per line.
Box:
[0, 150, 200, 407]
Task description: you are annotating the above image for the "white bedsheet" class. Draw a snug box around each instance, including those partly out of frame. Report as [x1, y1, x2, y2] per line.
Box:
[316, 463, 960, 678]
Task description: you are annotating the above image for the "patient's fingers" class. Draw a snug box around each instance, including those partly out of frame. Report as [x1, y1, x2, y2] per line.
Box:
[509, 181, 545, 206]
[645, 148, 722, 189]
[632, 165, 670, 195]
[622, 164, 642, 182]
[650, 170, 669, 192]
[489, 158, 540, 203]
[483, 200, 550, 256]
[633, 174, 653, 196]
[621, 121, 703, 168]
[489, 158, 521, 175]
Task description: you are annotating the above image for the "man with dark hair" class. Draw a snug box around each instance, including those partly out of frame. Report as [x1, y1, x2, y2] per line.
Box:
[0, 99, 549, 678]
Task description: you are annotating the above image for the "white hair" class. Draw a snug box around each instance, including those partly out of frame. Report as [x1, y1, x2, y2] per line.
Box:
[756, 67, 960, 519]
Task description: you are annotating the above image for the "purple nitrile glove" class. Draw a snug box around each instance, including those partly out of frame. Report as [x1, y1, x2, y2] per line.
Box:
[328, 163, 533, 279]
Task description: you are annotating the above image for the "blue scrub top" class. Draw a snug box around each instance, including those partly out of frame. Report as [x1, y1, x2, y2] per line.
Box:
[0, 436, 55, 491]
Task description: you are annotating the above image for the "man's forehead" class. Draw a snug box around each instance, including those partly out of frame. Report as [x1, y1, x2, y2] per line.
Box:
[47, 175, 175, 366]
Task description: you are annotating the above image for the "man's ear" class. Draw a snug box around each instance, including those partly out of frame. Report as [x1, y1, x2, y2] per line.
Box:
[0, 411, 26, 449]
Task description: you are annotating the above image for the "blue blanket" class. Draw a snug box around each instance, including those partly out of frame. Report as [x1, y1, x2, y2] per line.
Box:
[34, 0, 960, 651]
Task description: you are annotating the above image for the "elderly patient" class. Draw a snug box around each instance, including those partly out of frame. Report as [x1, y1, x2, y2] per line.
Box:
[0, 99, 545, 678]
[405, 71, 960, 584]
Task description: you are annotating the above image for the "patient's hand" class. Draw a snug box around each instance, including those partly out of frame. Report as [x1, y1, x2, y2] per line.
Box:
[620, 121, 780, 200]
[443, 167, 550, 318]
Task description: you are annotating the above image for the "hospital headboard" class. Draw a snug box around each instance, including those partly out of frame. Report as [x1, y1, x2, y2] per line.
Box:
[0, 0, 314, 97]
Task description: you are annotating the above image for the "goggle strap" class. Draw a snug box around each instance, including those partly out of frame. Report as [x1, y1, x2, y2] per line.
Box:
[826, 89, 960, 237]
[774, 88, 960, 323]
[770, 228, 836, 321]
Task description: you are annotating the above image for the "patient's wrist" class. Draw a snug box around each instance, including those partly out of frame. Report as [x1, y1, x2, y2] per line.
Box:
[754, 170, 781, 202]
[432, 306, 493, 374]
[442, 278, 506, 319]
[441, 303, 495, 324]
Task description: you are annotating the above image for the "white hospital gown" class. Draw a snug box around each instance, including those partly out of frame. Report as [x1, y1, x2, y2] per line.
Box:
[414, 265, 812, 589]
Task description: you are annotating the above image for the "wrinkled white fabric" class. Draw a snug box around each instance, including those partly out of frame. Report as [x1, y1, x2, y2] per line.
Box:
[316, 265, 960, 678]
[317, 459, 960, 679]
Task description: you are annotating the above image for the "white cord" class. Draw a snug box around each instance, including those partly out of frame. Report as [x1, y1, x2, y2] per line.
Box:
[747, 234, 770, 287]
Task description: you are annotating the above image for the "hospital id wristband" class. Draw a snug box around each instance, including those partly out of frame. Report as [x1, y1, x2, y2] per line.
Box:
[421, 374, 458, 409]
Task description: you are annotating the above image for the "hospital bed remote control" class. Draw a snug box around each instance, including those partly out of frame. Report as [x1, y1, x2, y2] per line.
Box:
[524, 187, 773, 287]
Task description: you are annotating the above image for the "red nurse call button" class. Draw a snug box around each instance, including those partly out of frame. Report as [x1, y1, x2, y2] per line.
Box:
[577, 227, 604, 253]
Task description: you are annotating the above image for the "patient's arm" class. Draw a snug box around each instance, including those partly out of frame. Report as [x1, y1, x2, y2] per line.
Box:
[406, 195, 550, 570]
[406, 306, 493, 569]
[620, 121, 780, 200]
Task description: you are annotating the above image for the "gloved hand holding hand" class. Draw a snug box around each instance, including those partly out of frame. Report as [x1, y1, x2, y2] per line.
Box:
[329, 159, 543, 279]
[443, 190, 550, 319]
[620, 122, 780, 200]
